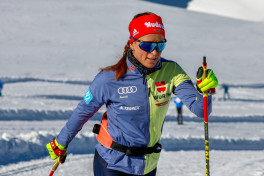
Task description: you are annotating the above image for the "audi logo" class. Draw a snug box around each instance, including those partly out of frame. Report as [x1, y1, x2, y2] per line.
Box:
[118, 86, 137, 94]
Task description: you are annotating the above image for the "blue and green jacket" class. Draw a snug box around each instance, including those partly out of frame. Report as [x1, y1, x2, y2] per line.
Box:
[56, 57, 212, 175]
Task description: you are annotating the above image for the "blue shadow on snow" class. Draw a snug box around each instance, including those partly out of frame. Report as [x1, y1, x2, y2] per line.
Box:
[142, 0, 192, 8]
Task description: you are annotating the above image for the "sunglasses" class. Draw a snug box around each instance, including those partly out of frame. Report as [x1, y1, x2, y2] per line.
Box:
[130, 36, 167, 53]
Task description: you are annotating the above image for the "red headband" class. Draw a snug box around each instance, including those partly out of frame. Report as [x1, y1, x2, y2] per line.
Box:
[128, 14, 165, 44]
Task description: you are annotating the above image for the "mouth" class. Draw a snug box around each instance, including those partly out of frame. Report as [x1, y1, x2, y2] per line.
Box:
[146, 57, 157, 61]
[144, 57, 158, 68]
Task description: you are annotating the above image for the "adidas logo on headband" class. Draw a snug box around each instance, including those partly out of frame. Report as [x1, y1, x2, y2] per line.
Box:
[133, 29, 139, 37]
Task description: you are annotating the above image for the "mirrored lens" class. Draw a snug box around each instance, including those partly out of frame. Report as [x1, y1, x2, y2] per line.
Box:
[156, 42, 166, 52]
[139, 42, 156, 52]
[139, 42, 166, 53]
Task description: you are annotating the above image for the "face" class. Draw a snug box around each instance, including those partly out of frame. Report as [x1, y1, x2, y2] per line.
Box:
[130, 34, 165, 68]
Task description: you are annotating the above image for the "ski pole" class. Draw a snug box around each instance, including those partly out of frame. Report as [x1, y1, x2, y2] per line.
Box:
[202, 56, 210, 176]
[49, 157, 60, 176]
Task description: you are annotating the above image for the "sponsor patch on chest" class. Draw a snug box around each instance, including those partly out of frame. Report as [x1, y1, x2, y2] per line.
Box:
[120, 106, 140, 111]
[153, 81, 171, 106]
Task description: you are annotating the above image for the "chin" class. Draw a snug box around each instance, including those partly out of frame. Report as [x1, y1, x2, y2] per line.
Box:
[147, 61, 159, 68]
[145, 64, 156, 68]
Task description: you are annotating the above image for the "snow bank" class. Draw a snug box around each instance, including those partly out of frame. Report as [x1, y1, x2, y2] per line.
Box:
[1, 121, 263, 165]
[0, 131, 97, 165]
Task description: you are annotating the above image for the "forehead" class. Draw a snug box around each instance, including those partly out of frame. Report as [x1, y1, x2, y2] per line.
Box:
[138, 34, 164, 42]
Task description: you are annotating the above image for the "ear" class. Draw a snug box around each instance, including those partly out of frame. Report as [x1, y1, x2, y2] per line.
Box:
[129, 42, 135, 51]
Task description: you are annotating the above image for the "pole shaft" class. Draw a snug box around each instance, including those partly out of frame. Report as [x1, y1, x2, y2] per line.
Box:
[202, 56, 210, 176]
[49, 158, 60, 176]
[204, 97, 210, 176]
[49, 171, 55, 176]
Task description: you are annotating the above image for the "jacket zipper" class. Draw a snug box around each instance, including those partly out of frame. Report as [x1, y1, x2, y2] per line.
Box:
[143, 74, 146, 84]
[144, 74, 151, 148]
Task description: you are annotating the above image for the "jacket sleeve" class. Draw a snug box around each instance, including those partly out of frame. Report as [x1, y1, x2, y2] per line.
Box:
[173, 80, 212, 118]
[56, 72, 108, 146]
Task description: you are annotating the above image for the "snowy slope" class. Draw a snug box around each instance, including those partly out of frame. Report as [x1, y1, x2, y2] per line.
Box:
[0, 0, 263, 175]
[0, 0, 263, 83]
[188, 0, 264, 22]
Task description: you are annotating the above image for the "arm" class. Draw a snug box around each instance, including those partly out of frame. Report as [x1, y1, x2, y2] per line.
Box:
[46, 71, 110, 163]
[56, 72, 108, 146]
[56, 99, 103, 146]
[173, 80, 212, 118]
[46, 99, 102, 163]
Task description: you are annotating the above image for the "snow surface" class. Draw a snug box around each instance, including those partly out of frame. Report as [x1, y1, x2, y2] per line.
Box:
[188, 0, 264, 22]
[0, 0, 263, 175]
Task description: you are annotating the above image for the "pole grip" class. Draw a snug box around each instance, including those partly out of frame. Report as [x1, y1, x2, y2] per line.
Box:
[203, 56, 207, 67]
[202, 56, 208, 96]
[202, 56, 207, 79]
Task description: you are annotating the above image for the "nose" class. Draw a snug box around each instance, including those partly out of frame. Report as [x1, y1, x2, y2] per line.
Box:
[151, 47, 159, 54]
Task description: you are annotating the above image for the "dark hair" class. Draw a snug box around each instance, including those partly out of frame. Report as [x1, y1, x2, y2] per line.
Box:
[100, 12, 158, 80]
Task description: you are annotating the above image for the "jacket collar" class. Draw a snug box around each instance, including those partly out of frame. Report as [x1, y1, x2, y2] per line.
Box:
[126, 50, 162, 75]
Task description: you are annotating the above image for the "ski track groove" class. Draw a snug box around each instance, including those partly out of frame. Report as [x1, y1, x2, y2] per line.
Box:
[0, 155, 88, 176]
[0, 161, 51, 176]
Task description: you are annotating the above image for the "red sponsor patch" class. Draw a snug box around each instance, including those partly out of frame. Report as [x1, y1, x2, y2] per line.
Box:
[156, 81, 166, 93]
[155, 100, 169, 106]
[130, 65, 135, 71]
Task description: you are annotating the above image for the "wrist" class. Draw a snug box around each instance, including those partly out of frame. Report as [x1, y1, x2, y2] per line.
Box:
[54, 139, 67, 150]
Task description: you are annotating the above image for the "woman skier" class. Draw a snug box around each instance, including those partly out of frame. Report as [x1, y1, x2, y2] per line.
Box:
[46, 12, 218, 176]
